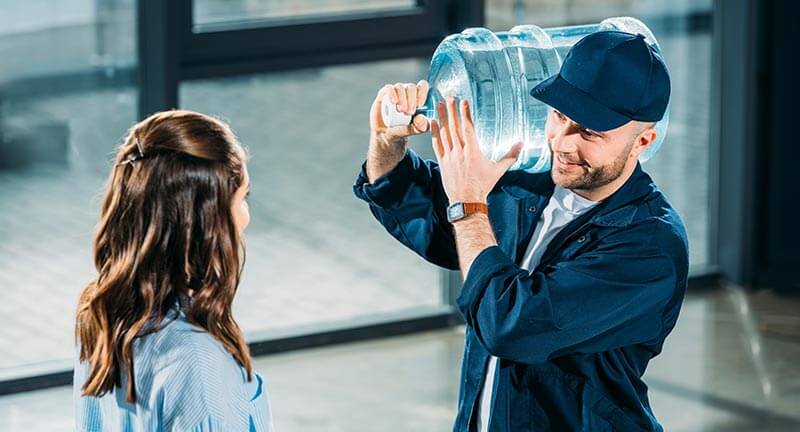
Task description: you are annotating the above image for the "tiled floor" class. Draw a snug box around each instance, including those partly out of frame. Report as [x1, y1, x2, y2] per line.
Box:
[1, 285, 798, 431]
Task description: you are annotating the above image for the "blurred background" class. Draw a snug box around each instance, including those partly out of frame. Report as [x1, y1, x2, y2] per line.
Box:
[0, 0, 797, 431]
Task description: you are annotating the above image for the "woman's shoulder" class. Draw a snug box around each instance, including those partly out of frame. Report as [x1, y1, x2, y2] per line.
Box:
[136, 316, 270, 429]
[138, 315, 245, 382]
[75, 308, 272, 431]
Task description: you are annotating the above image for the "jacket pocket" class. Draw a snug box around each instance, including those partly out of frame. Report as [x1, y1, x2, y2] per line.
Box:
[505, 362, 534, 432]
[582, 384, 649, 432]
[581, 386, 627, 432]
[525, 367, 640, 432]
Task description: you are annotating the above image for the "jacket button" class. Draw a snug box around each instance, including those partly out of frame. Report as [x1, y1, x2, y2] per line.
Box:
[577, 235, 587, 243]
[528, 206, 536, 213]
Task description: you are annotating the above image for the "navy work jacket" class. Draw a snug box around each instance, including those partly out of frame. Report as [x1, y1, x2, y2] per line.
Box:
[353, 149, 689, 432]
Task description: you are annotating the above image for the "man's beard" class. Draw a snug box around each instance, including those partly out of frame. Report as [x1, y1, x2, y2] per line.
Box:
[550, 139, 633, 191]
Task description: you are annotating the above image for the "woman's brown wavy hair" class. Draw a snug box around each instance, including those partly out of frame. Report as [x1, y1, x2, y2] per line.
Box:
[75, 109, 252, 403]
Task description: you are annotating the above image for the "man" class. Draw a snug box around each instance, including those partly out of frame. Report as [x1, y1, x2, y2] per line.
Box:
[354, 30, 688, 431]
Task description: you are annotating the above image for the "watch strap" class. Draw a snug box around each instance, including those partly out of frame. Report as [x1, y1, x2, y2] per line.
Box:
[462, 202, 489, 216]
[448, 201, 489, 223]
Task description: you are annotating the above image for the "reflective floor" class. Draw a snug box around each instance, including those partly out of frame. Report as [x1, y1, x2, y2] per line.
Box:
[1, 284, 798, 431]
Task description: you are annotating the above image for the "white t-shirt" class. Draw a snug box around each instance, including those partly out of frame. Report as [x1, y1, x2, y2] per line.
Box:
[476, 186, 598, 432]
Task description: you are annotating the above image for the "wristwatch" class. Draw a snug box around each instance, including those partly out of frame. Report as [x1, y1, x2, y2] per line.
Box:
[447, 202, 489, 223]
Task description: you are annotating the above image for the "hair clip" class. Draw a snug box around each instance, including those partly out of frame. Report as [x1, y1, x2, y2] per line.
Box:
[134, 139, 144, 158]
[117, 138, 146, 166]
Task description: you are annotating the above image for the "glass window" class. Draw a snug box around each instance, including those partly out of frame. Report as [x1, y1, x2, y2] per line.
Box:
[0, 0, 138, 377]
[487, 0, 712, 28]
[193, 0, 416, 28]
[179, 59, 445, 337]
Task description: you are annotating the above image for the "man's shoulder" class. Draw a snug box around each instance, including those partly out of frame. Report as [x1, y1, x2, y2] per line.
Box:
[620, 183, 689, 270]
[635, 181, 687, 239]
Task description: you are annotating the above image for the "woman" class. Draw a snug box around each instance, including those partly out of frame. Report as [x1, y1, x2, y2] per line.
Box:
[74, 110, 273, 431]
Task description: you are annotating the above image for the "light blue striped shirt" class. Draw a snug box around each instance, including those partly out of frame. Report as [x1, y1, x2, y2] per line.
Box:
[74, 305, 274, 431]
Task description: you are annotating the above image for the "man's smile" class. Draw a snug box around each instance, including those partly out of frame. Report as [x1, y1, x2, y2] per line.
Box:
[555, 154, 587, 169]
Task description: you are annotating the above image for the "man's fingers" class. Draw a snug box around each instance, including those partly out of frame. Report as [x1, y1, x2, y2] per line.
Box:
[436, 102, 454, 151]
[371, 85, 403, 129]
[404, 84, 417, 115]
[498, 142, 523, 171]
[460, 99, 479, 152]
[430, 119, 445, 161]
[394, 83, 408, 113]
[447, 97, 464, 149]
[386, 85, 399, 104]
[416, 80, 429, 108]
[391, 114, 428, 138]
[411, 114, 429, 133]
[384, 115, 428, 139]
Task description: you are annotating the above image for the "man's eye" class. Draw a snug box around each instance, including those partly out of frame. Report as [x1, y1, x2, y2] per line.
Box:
[580, 129, 597, 138]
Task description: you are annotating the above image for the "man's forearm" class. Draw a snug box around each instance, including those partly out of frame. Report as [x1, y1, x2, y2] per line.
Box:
[366, 136, 407, 183]
[452, 213, 499, 279]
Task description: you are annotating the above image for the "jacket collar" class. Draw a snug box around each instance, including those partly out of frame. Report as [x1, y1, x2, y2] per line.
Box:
[500, 162, 656, 228]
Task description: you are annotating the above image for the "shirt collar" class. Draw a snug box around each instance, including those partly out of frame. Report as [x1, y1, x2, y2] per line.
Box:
[552, 185, 598, 214]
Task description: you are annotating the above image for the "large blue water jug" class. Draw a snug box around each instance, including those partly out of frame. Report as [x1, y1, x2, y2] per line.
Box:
[382, 17, 670, 172]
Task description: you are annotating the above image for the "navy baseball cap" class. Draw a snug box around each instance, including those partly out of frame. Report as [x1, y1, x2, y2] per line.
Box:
[531, 30, 670, 132]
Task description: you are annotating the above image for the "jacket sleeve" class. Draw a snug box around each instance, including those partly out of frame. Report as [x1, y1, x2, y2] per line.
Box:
[456, 221, 686, 364]
[353, 149, 459, 270]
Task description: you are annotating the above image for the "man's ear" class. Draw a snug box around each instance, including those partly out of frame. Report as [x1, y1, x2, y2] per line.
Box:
[632, 124, 657, 157]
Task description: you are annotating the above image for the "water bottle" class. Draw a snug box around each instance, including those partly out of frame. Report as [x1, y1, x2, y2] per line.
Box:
[382, 17, 670, 172]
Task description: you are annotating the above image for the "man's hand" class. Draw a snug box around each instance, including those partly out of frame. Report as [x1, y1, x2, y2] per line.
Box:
[431, 97, 522, 277]
[430, 97, 522, 204]
[366, 81, 431, 183]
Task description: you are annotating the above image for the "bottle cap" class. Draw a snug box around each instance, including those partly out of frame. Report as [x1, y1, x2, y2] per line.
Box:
[381, 95, 412, 128]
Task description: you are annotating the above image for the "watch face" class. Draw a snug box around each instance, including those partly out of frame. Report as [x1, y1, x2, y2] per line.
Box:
[448, 203, 465, 221]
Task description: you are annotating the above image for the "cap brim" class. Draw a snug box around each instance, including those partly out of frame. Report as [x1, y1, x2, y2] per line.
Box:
[530, 74, 631, 132]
